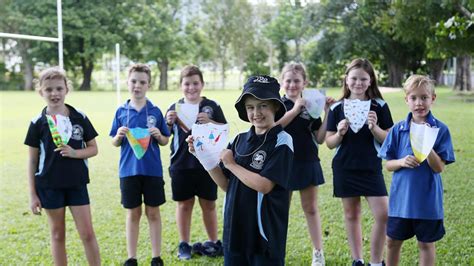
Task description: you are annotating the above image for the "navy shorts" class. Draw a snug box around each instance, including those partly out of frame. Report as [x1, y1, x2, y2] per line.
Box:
[333, 167, 387, 197]
[387, 216, 445, 243]
[224, 248, 284, 266]
[36, 184, 90, 209]
[288, 160, 325, 190]
[120, 175, 166, 209]
[170, 169, 217, 201]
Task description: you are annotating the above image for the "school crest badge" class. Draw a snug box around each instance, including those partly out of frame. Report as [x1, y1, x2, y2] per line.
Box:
[250, 150, 266, 170]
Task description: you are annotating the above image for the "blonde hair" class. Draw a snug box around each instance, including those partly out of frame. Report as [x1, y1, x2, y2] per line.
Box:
[35, 67, 72, 91]
[128, 63, 152, 83]
[280, 62, 307, 81]
[403, 75, 436, 95]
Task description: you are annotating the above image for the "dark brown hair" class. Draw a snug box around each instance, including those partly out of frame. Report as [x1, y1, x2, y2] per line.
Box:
[180, 65, 204, 84]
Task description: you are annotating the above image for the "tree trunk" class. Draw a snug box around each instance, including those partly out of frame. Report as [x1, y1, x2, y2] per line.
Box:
[80, 59, 94, 91]
[387, 61, 404, 87]
[18, 41, 34, 91]
[454, 55, 472, 91]
[427, 59, 446, 86]
[158, 59, 168, 91]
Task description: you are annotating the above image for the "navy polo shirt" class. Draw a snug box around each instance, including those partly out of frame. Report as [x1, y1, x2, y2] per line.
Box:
[24, 104, 98, 188]
[327, 98, 394, 171]
[282, 95, 322, 161]
[167, 97, 226, 171]
[379, 112, 455, 219]
[109, 99, 170, 178]
[221, 125, 294, 259]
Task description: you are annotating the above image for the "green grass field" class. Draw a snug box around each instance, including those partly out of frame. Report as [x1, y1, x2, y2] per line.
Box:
[1, 88, 473, 265]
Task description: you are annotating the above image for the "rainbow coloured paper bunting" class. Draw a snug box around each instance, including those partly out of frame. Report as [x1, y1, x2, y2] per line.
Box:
[126, 127, 151, 159]
[46, 114, 72, 147]
[409, 122, 439, 163]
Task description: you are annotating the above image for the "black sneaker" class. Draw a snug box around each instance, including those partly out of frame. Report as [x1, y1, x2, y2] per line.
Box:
[151, 256, 164, 266]
[352, 260, 364, 266]
[191, 242, 204, 256]
[177, 241, 192, 260]
[124, 258, 138, 266]
[201, 240, 223, 257]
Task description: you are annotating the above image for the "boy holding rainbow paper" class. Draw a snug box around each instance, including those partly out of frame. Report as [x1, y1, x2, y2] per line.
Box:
[110, 64, 170, 266]
[378, 75, 455, 266]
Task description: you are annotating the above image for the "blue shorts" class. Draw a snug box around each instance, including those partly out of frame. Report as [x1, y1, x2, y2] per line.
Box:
[387, 217, 445, 243]
[288, 160, 325, 190]
[170, 169, 217, 201]
[224, 248, 284, 266]
[120, 175, 166, 209]
[36, 185, 90, 209]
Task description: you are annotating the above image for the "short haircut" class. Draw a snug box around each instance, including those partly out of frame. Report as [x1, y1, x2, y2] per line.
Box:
[36, 67, 71, 91]
[281, 62, 307, 81]
[180, 65, 204, 84]
[403, 75, 436, 95]
[128, 63, 152, 83]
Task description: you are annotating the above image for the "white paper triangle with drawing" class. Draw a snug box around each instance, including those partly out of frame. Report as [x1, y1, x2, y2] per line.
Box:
[176, 103, 199, 130]
[302, 89, 326, 119]
[409, 122, 439, 163]
[343, 99, 371, 133]
[192, 123, 230, 170]
[47, 114, 72, 144]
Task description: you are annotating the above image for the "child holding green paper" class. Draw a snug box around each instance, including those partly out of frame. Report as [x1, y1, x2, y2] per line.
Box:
[378, 75, 455, 265]
[110, 63, 170, 266]
[24, 67, 101, 265]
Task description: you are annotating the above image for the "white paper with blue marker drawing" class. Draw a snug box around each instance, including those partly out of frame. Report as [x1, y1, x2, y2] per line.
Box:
[192, 123, 230, 170]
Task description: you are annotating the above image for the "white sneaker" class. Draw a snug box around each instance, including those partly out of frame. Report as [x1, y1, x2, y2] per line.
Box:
[312, 249, 325, 266]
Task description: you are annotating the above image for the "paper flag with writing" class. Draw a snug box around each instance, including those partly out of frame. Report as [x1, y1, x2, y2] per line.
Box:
[343, 99, 371, 133]
[302, 89, 326, 119]
[46, 114, 72, 147]
[192, 123, 230, 170]
[409, 122, 439, 163]
[176, 103, 199, 132]
[126, 127, 151, 159]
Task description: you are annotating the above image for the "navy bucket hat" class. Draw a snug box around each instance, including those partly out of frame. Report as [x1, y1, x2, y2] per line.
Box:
[235, 75, 286, 122]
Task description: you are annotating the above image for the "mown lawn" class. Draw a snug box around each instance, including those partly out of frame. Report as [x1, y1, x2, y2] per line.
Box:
[0, 88, 473, 265]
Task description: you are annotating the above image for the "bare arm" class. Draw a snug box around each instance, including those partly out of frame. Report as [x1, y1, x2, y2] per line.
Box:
[314, 97, 336, 144]
[207, 166, 230, 192]
[27, 147, 41, 215]
[326, 118, 349, 149]
[149, 127, 169, 146]
[386, 155, 420, 172]
[112, 126, 128, 147]
[275, 98, 305, 128]
[55, 138, 98, 159]
[426, 149, 445, 173]
[367, 110, 389, 143]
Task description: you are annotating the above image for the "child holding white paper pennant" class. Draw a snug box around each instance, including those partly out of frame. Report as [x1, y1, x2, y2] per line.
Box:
[25, 67, 101, 265]
[326, 58, 394, 266]
[378, 75, 455, 266]
[110, 64, 170, 266]
[277, 62, 334, 266]
[165, 65, 227, 260]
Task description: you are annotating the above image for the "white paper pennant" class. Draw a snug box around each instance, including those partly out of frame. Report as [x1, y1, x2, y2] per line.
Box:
[409, 122, 439, 163]
[176, 103, 199, 131]
[302, 89, 326, 119]
[343, 99, 371, 133]
[192, 123, 230, 170]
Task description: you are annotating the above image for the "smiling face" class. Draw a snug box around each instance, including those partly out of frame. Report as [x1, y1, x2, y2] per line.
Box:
[281, 71, 307, 101]
[39, 78, 69, 110]
[346, 68, 371, 100]
[406, 85, 436, 123]
[244, 96, 277, 134]
[181, 74, 203, 104]
[127, 71, 150, 101]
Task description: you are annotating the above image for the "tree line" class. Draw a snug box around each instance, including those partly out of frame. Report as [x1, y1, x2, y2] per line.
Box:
[1, 0, 472, 91]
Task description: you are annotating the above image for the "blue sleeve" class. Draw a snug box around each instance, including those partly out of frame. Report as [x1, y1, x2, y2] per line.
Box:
[434, 125, 455, 165]
[109, 109, 121, 137]
[259, 134, 294, 189]
[378, 126, 398, 160]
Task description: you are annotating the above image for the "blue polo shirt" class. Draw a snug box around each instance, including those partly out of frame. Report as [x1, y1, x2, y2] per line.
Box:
[167, 97, 227, 172]
[221, 125, 293, 259]
[378, 112, 455, 219]
[109, 99, 170, 178]
[327, 98, 393, 171]
[282, 96, 322, 161]
[24, 104, 98, 188]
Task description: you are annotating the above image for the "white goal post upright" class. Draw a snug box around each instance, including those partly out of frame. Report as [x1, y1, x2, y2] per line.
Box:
[115, 43, 121, 106]
[0, 0, 63, 68]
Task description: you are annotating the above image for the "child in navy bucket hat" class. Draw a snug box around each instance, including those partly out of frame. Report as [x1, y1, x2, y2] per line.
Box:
[187, 75, 294, 265]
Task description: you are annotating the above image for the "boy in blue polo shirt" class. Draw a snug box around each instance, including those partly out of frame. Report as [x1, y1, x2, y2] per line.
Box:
[110, 64, 170, 266]
[188, 75, 294, 265]
[378, 75, 455, 266]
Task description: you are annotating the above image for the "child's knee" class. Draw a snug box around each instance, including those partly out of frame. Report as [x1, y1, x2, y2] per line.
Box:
[127, 208, 142, 221]
[145, 208, 161, 221]
[51, 229, 66, 243]
[79, 228, 96, 243]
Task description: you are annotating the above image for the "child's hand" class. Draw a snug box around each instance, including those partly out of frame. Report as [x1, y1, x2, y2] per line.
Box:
[54, 144, 77, 158]
[116, 126, 129, 139]
[197, 112, 211, 124]
[185, 135, 197, 156]
[149, 127, 162, 140]
[399, 155, 420, 168]
[294, 97, 306, 111]
[324, 97, 336, 112]
[337, 119, 349, 136]
[220, 149, 235, 167]
[30, 193, 42, 215]
[166, 111, 177, 125]
[367, 111, 378, 130]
